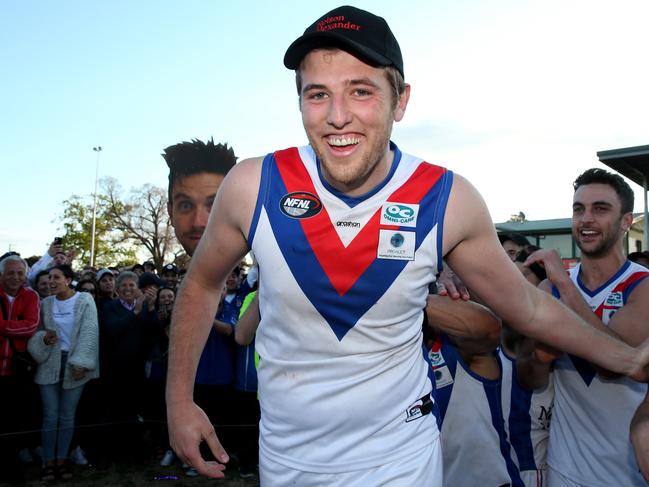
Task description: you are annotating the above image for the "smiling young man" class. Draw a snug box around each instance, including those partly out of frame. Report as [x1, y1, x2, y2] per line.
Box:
[167, 7, 649, 485]
[521, 168, 649, 486]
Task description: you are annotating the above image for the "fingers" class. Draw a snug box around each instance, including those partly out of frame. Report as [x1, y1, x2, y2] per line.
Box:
[203, 426, 229, 465]
[453, 278, 470, 301]
[437, 278, 469, 300]
[168, 402, 229, 479]
[524, 252, 543, 267]
[436, 281, 449, 296]
[188, 428, 229, 478]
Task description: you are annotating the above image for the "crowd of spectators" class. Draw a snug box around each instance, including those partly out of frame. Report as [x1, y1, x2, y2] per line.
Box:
[0, 240, 259, 484]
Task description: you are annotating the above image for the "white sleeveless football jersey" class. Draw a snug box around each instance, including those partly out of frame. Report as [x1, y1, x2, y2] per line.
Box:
[548, 261, 649, 486]
[249, 144, 451, 473]
[426, 335, 525, 486]
[500, 348, 554, 487]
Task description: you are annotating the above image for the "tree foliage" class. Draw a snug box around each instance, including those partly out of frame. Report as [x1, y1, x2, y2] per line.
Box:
[59, 194, 138, 268]
[102, 177, 180, 271]
[58, 178, 180, 270]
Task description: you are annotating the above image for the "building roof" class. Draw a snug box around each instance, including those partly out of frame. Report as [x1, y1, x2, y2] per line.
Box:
[495, 218, 572, 234]
[496, 213, 643, 234]
[597, 144, 649, 187]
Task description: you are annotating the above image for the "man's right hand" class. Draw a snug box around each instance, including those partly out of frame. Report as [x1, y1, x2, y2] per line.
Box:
[525, 249, 570, 288]
[168, 400, 229, 479]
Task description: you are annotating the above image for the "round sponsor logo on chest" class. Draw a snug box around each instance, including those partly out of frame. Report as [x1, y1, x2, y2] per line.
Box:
[279, 192, 322, 218]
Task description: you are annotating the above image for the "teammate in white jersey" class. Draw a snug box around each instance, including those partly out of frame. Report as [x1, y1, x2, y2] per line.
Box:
[166, 6, 649, 483]
[521, 168, 649, 486]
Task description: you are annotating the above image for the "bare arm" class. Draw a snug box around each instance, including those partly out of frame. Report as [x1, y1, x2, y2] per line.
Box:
[234, 293, 259, 346]
[425, 294, 501, 355]
[515, 280, 562, 390]
[213, 319, 234, 336]
[166, 157, 262, 479]
[525, 249, 623, 340]
[526, 249, 649, 377]
[442, 174, 647, 379]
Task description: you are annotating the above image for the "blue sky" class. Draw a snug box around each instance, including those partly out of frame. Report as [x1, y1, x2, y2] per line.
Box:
[2, 1, 648, 258]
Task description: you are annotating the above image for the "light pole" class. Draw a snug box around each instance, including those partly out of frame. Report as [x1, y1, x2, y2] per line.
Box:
[90, 146, 102, 267]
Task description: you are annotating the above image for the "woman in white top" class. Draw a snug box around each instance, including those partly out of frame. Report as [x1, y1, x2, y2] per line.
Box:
[28, 264, 98, 481]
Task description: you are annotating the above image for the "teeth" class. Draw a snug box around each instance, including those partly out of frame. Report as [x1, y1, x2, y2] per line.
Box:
[329, 136, 360, 147]
[581, 230, 597, 235]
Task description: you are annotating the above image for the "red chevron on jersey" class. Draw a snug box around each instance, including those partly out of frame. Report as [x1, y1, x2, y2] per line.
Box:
[273, 147, 446, 296]
[594, 270, 649, 318]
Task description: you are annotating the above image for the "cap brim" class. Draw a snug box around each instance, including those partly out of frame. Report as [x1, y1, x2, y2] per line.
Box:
[284, 32, 392, 71]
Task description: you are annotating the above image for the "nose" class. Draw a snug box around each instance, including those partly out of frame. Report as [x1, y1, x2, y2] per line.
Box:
[580, 208, 595, 223]
[326, 93, 352, 129]
[192, 205, 211, 230]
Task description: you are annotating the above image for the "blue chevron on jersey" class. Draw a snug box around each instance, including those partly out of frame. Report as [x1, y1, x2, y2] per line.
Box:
[568, 354, 596, 386]
[260, 147, 451, 341]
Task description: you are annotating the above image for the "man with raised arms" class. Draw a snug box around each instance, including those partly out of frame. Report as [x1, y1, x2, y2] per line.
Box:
[166, 6, 649, 485]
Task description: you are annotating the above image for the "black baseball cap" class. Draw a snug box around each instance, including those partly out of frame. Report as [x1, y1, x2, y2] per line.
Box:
[284, 6, 404, 78]
[138, 272, 165, 289]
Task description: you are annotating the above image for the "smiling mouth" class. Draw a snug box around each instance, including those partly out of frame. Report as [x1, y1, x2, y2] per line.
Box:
[327, 135, 360, 148]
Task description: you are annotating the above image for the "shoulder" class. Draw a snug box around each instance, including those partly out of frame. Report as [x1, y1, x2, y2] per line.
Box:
[102, 299, 120, 312]
[76, 292, 94, 307]
[626, 273, 649, 300]
[216, 157, 264, 201]
[442, 172, 494, 255]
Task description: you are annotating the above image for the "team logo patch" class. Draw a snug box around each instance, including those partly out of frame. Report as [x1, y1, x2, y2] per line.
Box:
[428, 350, 445, 367]
[380, 202, 419, 227]
[279, 192, 322, 219]
[377, 229, 415, 261]
[405, 393, 433, 423]
[605, 292, 623, 307]
[434, 365, 454, 388]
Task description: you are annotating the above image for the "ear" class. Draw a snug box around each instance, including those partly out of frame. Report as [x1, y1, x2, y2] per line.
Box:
[167, 201, 174, 225]
[393, 84, 411, 122]
[622, 212, 633, 232]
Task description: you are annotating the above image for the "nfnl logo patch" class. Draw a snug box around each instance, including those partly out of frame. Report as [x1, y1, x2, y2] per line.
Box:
[380, 202, 419, 227]
[279, 192, 322, 219]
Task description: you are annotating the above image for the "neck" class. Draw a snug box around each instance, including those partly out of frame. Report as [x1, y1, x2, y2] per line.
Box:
[579, 247, 627, 289]
[326, 145, 394, 197]
[1, 287, 19, 297]
[56, 288, 74, 300]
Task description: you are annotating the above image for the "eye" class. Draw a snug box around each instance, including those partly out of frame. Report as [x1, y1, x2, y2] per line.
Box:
[353, 88, 371, 97]
[176, 200, 193, 212]
[307, 91, 328, 101]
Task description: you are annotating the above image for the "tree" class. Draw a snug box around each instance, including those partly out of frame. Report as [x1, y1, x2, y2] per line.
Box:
[508, 211, 527, 223]
[58, 195, 138, 268]
[102, 177, 180, 271]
